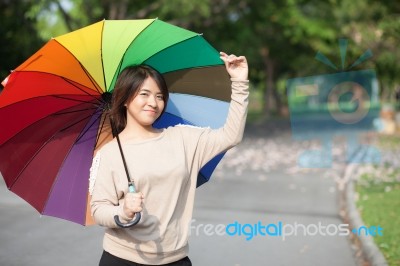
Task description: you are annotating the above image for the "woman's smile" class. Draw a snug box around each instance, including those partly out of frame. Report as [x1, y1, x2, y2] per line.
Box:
[143, 109, 158, 116]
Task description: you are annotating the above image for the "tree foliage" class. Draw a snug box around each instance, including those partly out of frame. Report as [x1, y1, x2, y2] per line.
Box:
[0, 0, 44, 79]
[1, 0, 399, 111]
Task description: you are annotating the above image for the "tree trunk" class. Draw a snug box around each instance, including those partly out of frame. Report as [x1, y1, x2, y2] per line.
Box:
[261, 48, 277, 115]
[108, 0, 128, 20]
[55, 0, 75, 31]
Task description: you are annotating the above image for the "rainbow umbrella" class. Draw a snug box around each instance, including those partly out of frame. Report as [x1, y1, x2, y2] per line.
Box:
[0, 19, 231, 225]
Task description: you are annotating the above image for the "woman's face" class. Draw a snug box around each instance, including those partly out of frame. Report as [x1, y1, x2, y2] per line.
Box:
[125, 76, 165, 128]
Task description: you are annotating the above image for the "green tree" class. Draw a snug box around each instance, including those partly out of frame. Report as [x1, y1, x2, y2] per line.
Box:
[0, 0, 44, 81]
[225, 0, 338, 115]
[7, 0, 400, 114]
[333, 0, 400, 102]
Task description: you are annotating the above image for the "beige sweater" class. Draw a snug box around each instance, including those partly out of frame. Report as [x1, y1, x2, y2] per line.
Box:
[90, 79, 249, 265]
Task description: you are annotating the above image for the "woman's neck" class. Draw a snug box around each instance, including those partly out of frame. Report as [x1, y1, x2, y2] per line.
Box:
[119, 124, 161, 142]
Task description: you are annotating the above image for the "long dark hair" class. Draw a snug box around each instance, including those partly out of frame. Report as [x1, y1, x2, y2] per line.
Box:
[110, 65, 169, 134]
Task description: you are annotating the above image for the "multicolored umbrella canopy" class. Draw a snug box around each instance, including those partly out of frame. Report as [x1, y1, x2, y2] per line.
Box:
[0, 19, 231, 225]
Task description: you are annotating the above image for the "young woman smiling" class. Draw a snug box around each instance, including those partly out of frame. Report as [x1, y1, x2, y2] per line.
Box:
[90, 52, 249, 266]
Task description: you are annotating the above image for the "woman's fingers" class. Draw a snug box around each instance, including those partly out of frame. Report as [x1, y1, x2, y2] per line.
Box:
[220, 51, 248, 79]
[220, 52, 236, 62]
[219, 51, 228, 57]
[130, 192, 144, 202]
[220, 52, 247, 66]
[124, 192, 144, 216]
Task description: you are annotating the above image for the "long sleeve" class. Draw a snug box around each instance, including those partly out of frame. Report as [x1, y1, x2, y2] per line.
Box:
[181, 78, 249, 170]
[90, 149, 132, 228]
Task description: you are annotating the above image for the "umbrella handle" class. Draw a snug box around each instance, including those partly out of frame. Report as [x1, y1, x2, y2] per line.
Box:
[114, 212, 141, 228]
[114, 184, 142, 228]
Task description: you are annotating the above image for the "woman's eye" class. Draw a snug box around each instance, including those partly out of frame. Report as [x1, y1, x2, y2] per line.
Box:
[157, 95, 164, 100]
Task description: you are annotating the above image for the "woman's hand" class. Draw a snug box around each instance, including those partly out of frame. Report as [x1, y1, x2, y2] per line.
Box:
[123, 192, 144, 219]
[220, 52, 248, 80]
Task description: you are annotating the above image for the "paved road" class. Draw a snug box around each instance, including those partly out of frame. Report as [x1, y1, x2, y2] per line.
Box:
[189, 168, 356, 265]
[0, 120, 358, 266]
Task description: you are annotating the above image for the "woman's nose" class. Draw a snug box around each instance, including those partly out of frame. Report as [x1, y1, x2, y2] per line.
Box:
[147, 95, 157, 107]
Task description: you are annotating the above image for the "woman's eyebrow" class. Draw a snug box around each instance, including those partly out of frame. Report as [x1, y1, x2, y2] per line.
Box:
[140, 88, 162, 94]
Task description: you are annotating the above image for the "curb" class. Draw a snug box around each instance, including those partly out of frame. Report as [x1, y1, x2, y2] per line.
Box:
[343, 148, 388, 266]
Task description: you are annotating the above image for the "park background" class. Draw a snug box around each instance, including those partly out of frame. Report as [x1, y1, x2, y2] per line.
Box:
[1, 0, 399, 265]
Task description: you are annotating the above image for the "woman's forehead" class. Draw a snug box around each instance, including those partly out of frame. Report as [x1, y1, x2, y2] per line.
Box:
[140, 77, 162, 93]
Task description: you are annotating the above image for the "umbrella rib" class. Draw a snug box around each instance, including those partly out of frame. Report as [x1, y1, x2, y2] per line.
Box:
[10, 70, 104, 103]
[142, 35, 223, 73]
[0, 99, 96, 152]
[94, 112, 111, 149]
[41, 111, 102, 218]
[100, 22, 107, 93]
[51, 95, 100, 105]
[59, 113, 98, 134]
[142, 37, 198, 65]
[78, 64, 105, 95]
[7, 135, 58, 189]
[74, 109, 103, 144]
[108, 19, 158, 87]
[2, 101, 100, 190]
[51, 38, 105, 96]
[53, 106, 98, 116]
[110, 60, 123, 89]
[5, 111, 93, 189]
[62, 77, 104, 105]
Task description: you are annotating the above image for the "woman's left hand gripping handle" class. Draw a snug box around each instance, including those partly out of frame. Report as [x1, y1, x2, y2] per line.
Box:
[114, 184, 143, 228]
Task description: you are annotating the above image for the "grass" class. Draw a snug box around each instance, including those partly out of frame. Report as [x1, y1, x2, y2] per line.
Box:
[378, 134, 400, 149]
[356, 134, 400, 266]
[356, 182, 400, 265]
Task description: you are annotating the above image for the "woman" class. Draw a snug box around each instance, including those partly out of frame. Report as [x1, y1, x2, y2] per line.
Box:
[90, 52, 249, 265]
